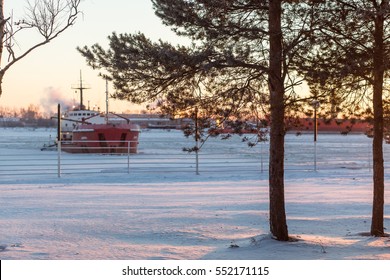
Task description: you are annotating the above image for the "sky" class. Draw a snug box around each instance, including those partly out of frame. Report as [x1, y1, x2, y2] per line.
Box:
[1, 0, 185, 114]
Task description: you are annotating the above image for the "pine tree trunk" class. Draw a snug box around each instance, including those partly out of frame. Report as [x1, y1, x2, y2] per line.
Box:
[268, 0, 289, 241]
[371, 3, 385, 237]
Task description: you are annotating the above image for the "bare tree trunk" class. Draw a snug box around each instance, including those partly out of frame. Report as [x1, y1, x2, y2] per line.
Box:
[268, 0, 289, 241]
[0, 0, 4, 97]
[0, 0, 4, 62]
[371, 1, 386, 237]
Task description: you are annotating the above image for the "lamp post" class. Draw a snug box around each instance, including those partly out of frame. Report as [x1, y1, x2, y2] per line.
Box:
[311, 100, 320, 142]
[311, 100, 320, 171]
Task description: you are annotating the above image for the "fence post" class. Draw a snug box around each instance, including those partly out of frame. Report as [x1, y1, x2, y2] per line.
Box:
[57, 139, 61, 178]
[57, 104, 61, 178]
[127, 141, 131, 174]
[195, 149, 200, 175]
[195, 107, 200, 175]
[368, 142, 372, 172]
[260, 141, 264, 173]
[314, 141, 317, 172]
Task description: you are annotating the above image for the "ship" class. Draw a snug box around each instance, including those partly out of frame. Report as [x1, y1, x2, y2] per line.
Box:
[59, 111, 140, 154]
[50, 73, 140, 154]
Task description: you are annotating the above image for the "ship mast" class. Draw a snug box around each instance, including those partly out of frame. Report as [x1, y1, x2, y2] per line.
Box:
[72, 70, 90, 110]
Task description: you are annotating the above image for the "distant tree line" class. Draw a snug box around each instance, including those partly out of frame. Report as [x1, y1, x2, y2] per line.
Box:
[0, 104, 55, 127]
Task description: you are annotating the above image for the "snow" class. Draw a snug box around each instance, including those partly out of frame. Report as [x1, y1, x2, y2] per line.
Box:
[0, 127, 390, 260]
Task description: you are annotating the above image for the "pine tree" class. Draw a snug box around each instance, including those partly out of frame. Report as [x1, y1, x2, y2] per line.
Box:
[78, 0, 320, 241]
[299, 0, 389, 236]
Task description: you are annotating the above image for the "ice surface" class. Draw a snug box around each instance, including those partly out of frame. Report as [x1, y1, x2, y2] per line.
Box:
[0, 127, 389, 259]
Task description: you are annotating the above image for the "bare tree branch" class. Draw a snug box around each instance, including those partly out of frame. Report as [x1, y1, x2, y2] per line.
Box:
[0, 0, 82, 96]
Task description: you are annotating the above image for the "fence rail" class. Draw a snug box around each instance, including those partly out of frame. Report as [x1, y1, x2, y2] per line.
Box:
[0, 128, 382, 179]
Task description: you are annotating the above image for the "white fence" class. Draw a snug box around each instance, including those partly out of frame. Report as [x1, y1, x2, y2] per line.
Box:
[0, 128, 379, 179]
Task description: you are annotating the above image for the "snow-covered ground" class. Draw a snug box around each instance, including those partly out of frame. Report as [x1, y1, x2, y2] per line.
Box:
[0, 127, 389, 260]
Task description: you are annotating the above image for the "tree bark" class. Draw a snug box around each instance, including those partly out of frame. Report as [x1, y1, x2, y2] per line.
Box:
[371, 1, 386, 237]
[268, 0, 289, 241]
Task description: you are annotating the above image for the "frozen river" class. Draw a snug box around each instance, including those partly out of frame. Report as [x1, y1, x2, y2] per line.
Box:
[0, 127, 382, 180]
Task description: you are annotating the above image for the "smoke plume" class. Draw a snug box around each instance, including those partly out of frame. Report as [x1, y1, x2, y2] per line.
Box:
[40, 87, 79, 114]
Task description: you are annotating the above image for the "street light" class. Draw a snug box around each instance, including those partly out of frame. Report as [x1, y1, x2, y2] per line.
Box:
[311, 100, 320, 171]
[311, 100, 320, 142]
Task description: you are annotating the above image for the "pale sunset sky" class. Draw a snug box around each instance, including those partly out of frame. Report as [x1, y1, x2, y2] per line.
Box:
[1, 0, 184, 114]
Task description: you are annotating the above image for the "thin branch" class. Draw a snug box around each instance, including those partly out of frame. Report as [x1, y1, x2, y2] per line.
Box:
[1, 0, 81, 76]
